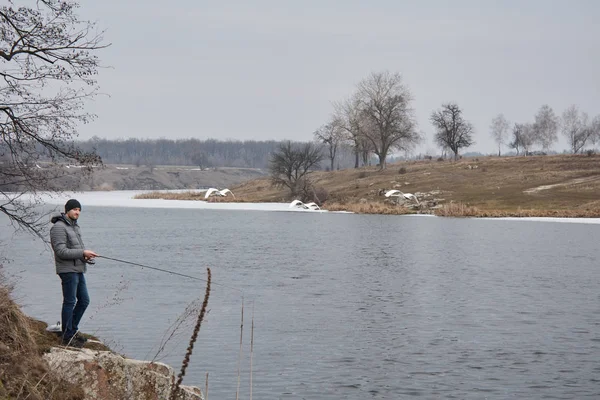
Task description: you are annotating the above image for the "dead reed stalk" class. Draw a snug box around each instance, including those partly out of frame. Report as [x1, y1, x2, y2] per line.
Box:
[250, 304, 254, 400]
[235, 298, 244, 400]
[205, 372, 209, 400]
[169, 267, 211, 400]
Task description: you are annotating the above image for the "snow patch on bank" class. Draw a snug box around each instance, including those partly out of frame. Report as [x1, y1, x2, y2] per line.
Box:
[26, 190, 332, 213]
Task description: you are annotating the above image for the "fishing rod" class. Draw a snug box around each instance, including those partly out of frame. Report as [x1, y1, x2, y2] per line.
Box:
[96, 255, 243, 294]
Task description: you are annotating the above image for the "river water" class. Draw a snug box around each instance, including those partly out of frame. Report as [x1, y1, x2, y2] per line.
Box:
[1, 194, 599, 399]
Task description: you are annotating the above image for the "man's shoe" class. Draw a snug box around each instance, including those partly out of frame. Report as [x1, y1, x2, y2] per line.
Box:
[74, 332, 88, 344]
[61, 336, 84, 348]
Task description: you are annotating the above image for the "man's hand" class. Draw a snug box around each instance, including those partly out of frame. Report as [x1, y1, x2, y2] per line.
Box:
[83, 250, 98, 260]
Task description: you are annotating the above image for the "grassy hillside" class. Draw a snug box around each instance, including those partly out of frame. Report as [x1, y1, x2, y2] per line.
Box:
[230, 154, 600, 217]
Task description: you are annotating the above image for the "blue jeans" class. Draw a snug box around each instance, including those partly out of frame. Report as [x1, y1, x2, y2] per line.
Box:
[59, 272, 90, 340]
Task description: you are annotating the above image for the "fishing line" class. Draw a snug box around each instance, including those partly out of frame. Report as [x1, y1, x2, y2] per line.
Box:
[96, 255, 244, 294]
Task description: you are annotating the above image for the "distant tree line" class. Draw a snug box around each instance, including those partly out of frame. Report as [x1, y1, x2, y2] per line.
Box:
[72, 137, 360, 170]
[310, 70, 600, 168]
[491, 105, 600, 156]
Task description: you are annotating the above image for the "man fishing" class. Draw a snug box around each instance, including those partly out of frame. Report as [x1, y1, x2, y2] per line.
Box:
[50, 199, 98, 347]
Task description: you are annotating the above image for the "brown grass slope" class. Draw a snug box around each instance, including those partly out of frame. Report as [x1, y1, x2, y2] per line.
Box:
[0, 271, 111, 400]
[230, 154, 600, 216]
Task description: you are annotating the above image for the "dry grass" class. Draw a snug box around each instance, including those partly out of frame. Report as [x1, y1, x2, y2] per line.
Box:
[134, 191, 207, 200]
[0, 268, 87, 400]
[433, 203, 600, 218]
[433, 202, 480, 217]
[134, 191, 247, 203]
[324, 201, 416, 215]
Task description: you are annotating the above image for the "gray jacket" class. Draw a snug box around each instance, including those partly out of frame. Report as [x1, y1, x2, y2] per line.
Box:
[50, 213, 88, 274]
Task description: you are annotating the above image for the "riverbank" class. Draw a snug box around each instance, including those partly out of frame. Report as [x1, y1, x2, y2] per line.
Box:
[0, 275, 203, 400]
[136, 154, 600, 217]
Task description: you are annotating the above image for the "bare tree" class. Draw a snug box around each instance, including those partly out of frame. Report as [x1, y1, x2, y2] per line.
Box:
[354, 71, 420, 169]
[533, 105, 559, 151]
[591, 115, 600, 147]
[490, 114, 510, 156]
[508, 123, 523, 155]
[520, 123, 537, 154]
[509, 123, 536, 155]
[314, 120, 344, 171]
[430, 103, 475, 160]
[333, 96, 367, 168]
[0, 1, 106, 237]
[359, 134, 374, 166]
[269, 141, 323, 197]
[561, 105, 594, 154]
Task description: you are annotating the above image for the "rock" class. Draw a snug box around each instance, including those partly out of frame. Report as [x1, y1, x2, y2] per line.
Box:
[359, 198, 367, 204]
[393, 184, 402, 188]
[43, 348, 203, 400]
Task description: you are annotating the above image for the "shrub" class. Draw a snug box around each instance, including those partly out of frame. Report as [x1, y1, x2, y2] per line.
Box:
[398, 167, 407, 174]
[358, 171, 367, 179]
[437, 157, 444, 162]
[312, 186, 329, 204]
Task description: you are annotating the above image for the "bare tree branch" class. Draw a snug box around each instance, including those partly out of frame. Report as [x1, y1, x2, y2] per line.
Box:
[0, 0, 106, 235]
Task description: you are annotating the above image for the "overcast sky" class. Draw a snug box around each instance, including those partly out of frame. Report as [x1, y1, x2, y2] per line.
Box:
[77, 0, 599, 154]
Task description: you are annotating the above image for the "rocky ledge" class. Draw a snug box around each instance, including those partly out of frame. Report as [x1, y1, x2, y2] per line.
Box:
[43, 347, 203, 400]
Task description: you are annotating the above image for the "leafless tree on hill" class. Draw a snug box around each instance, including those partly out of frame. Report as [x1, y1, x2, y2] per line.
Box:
[520, 123, 537, 155]
[490, 114, 510, 156]
[269, 141, 323, 198]
[508, 123, 523, 155]
[314, 120, 344, 171]
[430, 103, 475, 160]
[354, 71, 421, 169]
[333, 96, 367, 168]
[591, 115, 600, 147]
[561, 105, 595, 154]
[533, 105, 559, 152]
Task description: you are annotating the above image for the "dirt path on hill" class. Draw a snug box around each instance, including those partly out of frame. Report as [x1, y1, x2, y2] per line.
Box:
[523, 175, 600, 194]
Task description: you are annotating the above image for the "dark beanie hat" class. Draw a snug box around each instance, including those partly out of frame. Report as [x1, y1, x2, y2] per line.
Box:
[65, 199, 82, 213]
